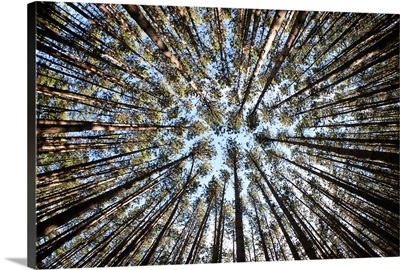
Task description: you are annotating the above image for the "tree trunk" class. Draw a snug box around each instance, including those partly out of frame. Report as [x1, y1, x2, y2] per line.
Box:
[140, 196, 182, 265]
[277, 153, 399, 215]
[249, 194, 271, 261]
[266, 137, 399, 167]
[269, 21, 399, 111]
[237, 10, 287, 115]
[185, 196, 214, 264]
[211, 176, 227, 263]
[37, 119, 188, 134]
[250, 11, 308, 116]
[253, 178, 301, 260]
[250, 154, 319, 259]
[37, 152, 193, 237]
[233, 154, 246, 262]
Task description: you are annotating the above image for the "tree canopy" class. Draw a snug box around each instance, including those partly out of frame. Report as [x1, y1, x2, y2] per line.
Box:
[33, 2, 399, 268]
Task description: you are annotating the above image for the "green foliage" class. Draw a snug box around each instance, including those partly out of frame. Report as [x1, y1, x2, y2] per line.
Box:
[34, 3, 400, 267]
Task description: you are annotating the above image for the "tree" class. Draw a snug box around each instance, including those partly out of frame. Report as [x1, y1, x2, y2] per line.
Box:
[225, 139, 246, 262]
[32, 3, 399, 267]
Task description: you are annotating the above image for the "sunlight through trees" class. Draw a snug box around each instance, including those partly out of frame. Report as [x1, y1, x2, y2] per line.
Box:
[32, 2, 399, 268]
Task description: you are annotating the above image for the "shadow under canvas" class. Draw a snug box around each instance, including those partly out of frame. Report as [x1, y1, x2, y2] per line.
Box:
[5, 258, 27, 267]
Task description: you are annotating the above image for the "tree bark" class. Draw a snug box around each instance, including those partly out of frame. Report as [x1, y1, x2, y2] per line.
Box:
[250, 154, 319, 259]
[237, 10, 287, 115]
[253, 178, 301, 260]
[233, 153, 246, 262]
[250, 11, 308, 116]
[37, 119, 189, 134]
[37, 152, 193, 237]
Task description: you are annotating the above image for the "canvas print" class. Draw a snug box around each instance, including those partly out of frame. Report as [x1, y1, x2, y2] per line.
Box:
[28, 1, 399, 268]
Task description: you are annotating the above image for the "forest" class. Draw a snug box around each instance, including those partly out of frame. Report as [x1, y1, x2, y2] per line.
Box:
[33, 2, 399, 268]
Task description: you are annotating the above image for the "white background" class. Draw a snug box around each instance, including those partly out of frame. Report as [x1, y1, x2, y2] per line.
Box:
[1, 0, 399, 269]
